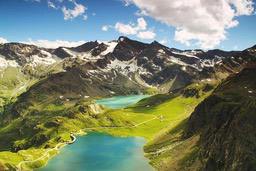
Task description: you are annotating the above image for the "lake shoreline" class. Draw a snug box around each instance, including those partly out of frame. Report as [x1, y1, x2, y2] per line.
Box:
[38, 132, 154, 171]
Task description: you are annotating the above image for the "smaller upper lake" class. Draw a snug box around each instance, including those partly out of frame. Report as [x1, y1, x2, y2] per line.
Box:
[96, 95, 149, 109]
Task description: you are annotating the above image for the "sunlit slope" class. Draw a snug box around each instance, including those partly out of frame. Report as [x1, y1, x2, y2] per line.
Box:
[145, 66, 256, 171]
[98, 83, 213, 139]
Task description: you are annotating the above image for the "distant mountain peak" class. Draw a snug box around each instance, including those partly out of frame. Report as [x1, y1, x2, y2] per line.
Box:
[117, 36, 129, 42]
[251, 44, 256, 49]
[70, 41, 99, 53]
[150, 40, 169, 50]
[247, 44, 256, 51]
[151, 40, 160, 45]
[0, 36, 255, 88]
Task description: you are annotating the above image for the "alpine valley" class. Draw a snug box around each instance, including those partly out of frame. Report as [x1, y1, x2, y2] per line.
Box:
[0, 36, 256, 171]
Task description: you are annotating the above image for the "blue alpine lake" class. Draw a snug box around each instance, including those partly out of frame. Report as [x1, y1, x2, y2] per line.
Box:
[96, 95, 149, 109]
[38, 133, 153, 171]
[38, 95, 153, 171]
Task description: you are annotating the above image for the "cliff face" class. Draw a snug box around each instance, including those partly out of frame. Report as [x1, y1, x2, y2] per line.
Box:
[184, 66, 256, 171]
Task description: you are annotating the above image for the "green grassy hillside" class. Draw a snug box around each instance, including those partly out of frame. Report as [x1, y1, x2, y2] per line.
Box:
[145, 67, 256, 171]
[0, 67, 37, 110]
[0, 61, 64, 112]
[0, 82, 213, 171]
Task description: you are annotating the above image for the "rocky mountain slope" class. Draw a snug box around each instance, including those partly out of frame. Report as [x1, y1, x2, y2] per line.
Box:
[184, 65, 256, 171]
[0, 37, 255, 101]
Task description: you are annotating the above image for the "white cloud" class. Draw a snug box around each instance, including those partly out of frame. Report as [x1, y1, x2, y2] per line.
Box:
[102, 25, 110, 31]
[126, 0, 255, 49]
[115, 22, 137, 35]
[135, 10, 148, 16]
[123, 0, 132, 6]
[115, 17, 147, 35]
[24, 39, 86, 49]
[62, 2, 86, 20]
[231, 0, 255, 15]
[27, 0, 88, 21]
[0, 37, 8, 44]
[48, 1, 57, 9]
[137, 31, 156, 39]
[83, 15, 88, 21]
[159, 39, 168, 45]
[137, 17, 147, 30]
[114, 17, 156, 40]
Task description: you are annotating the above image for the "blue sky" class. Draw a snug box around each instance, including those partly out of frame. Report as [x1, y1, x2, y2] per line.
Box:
[0, 0, 255, 50]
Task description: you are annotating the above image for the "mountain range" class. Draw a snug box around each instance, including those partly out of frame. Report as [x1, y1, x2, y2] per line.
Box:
[1, 36, 255, 99]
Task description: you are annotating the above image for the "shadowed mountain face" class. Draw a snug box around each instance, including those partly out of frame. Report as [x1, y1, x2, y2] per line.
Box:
[184, 66, 256, 171]
[70, 41, 100, 53]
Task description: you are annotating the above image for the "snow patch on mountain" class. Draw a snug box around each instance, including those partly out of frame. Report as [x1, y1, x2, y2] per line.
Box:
[62, 48, 76, 57]
[107, 58, 149, 76]
[167, 56, 188, 66]
[200, 56, 223, 68]
[101, 41, 118, 55]
[0, 56, 19, 69]
[40, 50, 52, 58]
[82, 53, 103, 61]
[158, 49, 165, 54]
[171, 51, 200, 59]
[29, 55, 57, 66]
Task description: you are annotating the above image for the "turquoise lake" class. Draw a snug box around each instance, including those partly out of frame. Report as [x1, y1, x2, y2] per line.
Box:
[39, 95, 153, 171]
[39, 133, 153, 171]
[96, 95, 149, 109]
